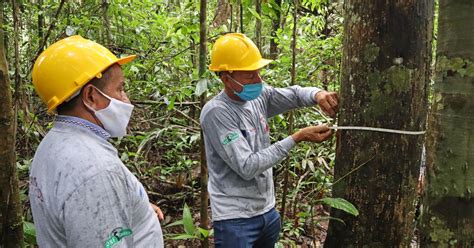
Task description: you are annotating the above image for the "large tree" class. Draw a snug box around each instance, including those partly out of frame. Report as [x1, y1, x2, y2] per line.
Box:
[420, 0, 474, 245]
[325, 0, 434, 246]
[198, 0, 209, 247]
[0, 1, 23, 246]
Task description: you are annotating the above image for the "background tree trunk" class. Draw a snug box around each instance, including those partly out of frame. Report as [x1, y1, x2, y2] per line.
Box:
[255, 0, 262, 51]
[102, 0, 113, 45]
[239, 0, 244, 33]
[213, 0, 231, 28]
[269, 0, 281, 60]
[12, 0, 21, 109]
[420, 0, 474, 245]
[325, 1, 434, 246]
[0, 1, 24, 246]
[280, 0, 298, 222]
[198, 0, 209, 247]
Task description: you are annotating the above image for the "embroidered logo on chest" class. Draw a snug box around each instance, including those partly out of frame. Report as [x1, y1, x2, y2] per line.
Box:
[105, 227, 133, 248]
[222, 132, 240, 145]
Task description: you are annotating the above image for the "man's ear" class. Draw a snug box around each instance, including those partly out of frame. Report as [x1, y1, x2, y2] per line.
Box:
[220, 72, 231, 88]
[81, 84, 98, 109]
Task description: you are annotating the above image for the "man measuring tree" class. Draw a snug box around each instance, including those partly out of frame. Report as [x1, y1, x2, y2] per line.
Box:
[200, 33, 339, 247]
[29, 36, 164, 247]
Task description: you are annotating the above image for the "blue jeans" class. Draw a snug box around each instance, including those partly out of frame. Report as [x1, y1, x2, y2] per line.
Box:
[213, 208, 281, 248]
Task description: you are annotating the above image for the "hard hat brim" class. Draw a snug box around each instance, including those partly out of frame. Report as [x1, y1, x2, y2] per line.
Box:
[209, 58, 273, 72]
[246, 58, 273, 71]
[117, 55, 137, 65]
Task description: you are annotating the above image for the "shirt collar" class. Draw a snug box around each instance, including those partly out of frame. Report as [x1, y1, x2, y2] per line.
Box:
[55, 115, 111, 140]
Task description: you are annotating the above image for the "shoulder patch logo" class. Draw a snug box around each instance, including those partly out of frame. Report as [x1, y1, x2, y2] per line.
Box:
[105, 227, 132, 248]
[222, 132, 240, 145]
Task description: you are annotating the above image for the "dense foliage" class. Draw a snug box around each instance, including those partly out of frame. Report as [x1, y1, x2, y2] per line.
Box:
[5, 0, 345, 246]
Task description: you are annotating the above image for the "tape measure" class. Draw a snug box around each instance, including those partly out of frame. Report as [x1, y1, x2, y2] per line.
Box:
[329, 125, 426, 135]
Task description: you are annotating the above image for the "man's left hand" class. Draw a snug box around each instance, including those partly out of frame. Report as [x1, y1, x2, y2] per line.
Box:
[315, 90, 339, 117]
[151, 203, 164, 221]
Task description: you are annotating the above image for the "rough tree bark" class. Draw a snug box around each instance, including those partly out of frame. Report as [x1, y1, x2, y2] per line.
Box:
[420, 0, 474, 246]
[0, 1, 23, 246]
[212, 0, 231, 28]
[325, 1, 434, 246]
[198, 0, 209, 247]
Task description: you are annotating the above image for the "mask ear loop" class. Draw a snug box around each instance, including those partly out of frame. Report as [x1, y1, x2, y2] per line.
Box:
[80, 85, 107, 128]
[90, 85, 112, 101]
[224, 73, 245, 96]
[226, 74, 244, 87]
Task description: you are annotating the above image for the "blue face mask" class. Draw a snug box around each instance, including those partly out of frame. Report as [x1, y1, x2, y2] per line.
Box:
[227, 75, 263, 101]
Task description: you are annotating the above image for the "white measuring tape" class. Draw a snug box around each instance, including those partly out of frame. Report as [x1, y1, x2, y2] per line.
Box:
[329, 125, 426, 135]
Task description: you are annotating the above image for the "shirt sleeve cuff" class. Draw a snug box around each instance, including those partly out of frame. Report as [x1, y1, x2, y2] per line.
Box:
[311, 88, 323, 104]
[279, 136, 296, 154]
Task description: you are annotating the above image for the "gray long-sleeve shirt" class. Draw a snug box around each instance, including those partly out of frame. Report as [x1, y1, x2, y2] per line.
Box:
[200, 85, 320, 221]
[29, 115, 163, 247]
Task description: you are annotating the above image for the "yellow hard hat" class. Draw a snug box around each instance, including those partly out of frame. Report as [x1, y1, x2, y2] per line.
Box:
[209, 33, 273, 72]
[32, 35, 136, 113]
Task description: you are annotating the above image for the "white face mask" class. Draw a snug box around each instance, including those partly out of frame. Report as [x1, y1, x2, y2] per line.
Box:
[84, 87, 134, 138]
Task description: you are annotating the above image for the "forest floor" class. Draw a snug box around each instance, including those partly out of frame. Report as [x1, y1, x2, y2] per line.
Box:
[147, 178, 331, 248]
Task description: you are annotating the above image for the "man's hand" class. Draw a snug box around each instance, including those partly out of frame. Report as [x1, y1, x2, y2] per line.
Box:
[150, 203, 164, 221]
[315, 90, 339, 117]
[292, 124, 333, 143]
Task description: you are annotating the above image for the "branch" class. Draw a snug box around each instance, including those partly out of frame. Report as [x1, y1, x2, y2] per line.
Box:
[132, 100, 200, 106]
[174, 108, 200, 126]
[298, 6, 320, 17]
[29, 0, 66, 70]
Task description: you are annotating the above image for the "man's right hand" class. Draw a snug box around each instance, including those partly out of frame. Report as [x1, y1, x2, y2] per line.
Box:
[291, 124, 333, 143]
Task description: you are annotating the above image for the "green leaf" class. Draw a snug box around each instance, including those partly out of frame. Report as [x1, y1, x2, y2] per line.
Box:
[197, 227, 210, 239]
[166, 96, 176, 110]
[247, 7, 262, 20]
[183, 203, 195, 236]
[168, 234, 197, 240]
[317, 197, 359, 216]
[315, 216, 346, 225]
[164, 219, 184, 228]
[23, 221, 37, 245]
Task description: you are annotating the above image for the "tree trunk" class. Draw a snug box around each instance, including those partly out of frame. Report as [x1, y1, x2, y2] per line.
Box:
[198, 0, 209, 247]
[212, 0, 231, 28]
[102, 0, 113, 45]
[12, 0, 21, 107]
[420, 0, 474, 246]
[269, 0, 281, 60]
[2, 2, 8, 61]
[325, 1, 434, 246]
[0, 1, 23, 246]
[239, 0, 244, 33]
[255, 0, 262, 51]
[280, 0, 298, 223]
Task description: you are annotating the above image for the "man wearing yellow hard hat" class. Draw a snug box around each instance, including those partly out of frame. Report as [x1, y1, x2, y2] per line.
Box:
[200, 33, 339, 247]
[29, 36, 164, 247]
